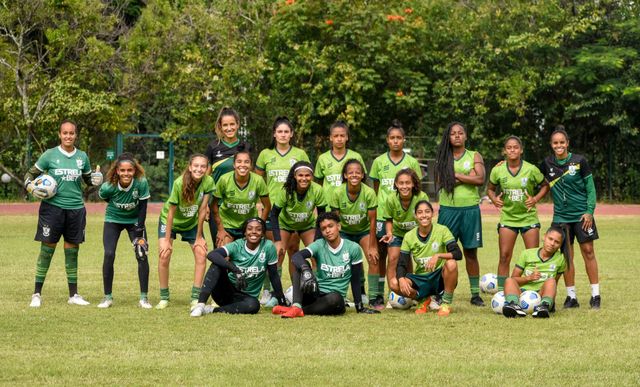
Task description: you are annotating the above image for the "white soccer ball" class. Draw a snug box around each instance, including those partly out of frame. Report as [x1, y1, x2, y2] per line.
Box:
[388, 291, 412, 310]
[284, 286, 293, 304]
[32, 174, 57, 199]
[519, 290, 542, 314]
[480, 273, 498, 294]
[491, 291, 506, 314]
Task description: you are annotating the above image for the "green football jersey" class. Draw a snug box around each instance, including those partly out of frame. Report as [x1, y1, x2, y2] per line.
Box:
[314, 149, 367, 198]
[400, 224, 456, 275]
[214, 171, 268, 229]
[329, 184, 377, 234]
[273, 182, 326, 231]
[160, 175, 215, 231]
[384, 191, 430, 237]
[489, 161, 544, 227]
[515, 248, 567, 292]
[224, 238, 278, 298]
[35, 146, 91, 209]
[370, 152, 423, 221]
[438, 150, 481, 207]
[307, 238, 363, 297]
[255, 146, 310, 201]
[99, 177, 151, 224]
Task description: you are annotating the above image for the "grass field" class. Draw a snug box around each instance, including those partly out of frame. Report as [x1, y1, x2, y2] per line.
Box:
[1, 212, 639, 385]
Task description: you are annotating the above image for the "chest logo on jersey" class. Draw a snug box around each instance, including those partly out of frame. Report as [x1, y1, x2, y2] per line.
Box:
[520, 177, 528, 187]
[132, 189, 139, 199]
[215, 151, 222, 158]
[290, 158, 298, 167]
[548, 167, 555, 177]
[383, 165, 390, 172]
[259, 252, 266, 262]
[342, 252, 350, 263]
[306, 200, 313, 209]
[550, 264, 556, 270]
[568, 165, 577, 176]
[76, 159, 84, 169]
[463, 161, 471, 171]
[431, 242, 440, 252]
[359, 202, 366, 211]
[248, 191, 255, 200]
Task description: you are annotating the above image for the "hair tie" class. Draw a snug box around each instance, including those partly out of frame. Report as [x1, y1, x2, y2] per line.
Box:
[294, 165, 313, 173]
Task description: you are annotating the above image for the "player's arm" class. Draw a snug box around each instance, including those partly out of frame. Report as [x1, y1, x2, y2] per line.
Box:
[267, 263, 287, 305]
[259, 196, 271, 222]
[211, 197, 229, 244]
[509, 265, 539, 286]
[396, 251, 415, 297]
[367, 209, 379, 263]
[269, 205, 283, 241]
[486, 181, 503, 209]
[194, 193, 209, 252]
[379, 218, 393, 243]
[527, 181, 549, 209]
[159, 204, 176, 260]
[456, 152, 485, 186]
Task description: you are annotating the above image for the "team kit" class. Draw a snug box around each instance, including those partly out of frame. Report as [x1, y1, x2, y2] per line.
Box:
[23, 112, 601, 319]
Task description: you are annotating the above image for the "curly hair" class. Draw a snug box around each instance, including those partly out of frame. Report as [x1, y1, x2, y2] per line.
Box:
[316, 211, 340, 228]
[241, 217, 266, 238]
[284, 160, 314, 201]
[434, 121, 466, 195]
[106, 152, 145, 186]
[182, 154, 208, 204]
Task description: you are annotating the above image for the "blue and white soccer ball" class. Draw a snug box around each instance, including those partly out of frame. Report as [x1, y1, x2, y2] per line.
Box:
[33, 174, 57, 199]
[480, 273, 498, 294]
[388, 291, 412, 310]
[491, 291, 506, 314]
[519, 290, 542, 314]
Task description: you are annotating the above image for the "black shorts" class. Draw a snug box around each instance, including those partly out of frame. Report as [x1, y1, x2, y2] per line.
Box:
[552, 219, 599, 245]
[35, 201, 86, 244]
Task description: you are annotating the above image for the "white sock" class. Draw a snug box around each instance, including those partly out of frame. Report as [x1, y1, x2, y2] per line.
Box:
[566, 286, 577, 299]
[590, 283, 600, 297]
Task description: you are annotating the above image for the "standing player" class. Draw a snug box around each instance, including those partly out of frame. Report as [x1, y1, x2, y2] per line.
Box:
[272, 212, 379, 318]
[25, 120, 103, 307]
[156, 154, 214, 309]
[369, 120, 423, 305]
[255, 117, 310, 303]
[190, 218, 287, 317]
[329, 159, 380, 308]
[539, 126, 600, 309]
[486, 136, 549, 291]
[380, 169, 429, 294]
[502, 226, 568, 318]
[97, 153, 152, 308]
[396, 201, 462, 316]
[212, 151, 270, 247]
[434, 122, 485, 306]
[203, 107, 252, 246]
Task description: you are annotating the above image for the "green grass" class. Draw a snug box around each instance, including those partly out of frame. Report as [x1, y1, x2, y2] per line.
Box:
[1, 213, 639, 385]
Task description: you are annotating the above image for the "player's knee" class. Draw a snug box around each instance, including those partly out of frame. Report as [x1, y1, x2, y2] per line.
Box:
[158, 255, 171, 267]
[135, 253, 147, 263]
[580, 245, 596, 260]
[498, 253, 512, 265]
[246, 298, 260, 314]
[104, 249, 116, 263]
[444, 259, 457, 272]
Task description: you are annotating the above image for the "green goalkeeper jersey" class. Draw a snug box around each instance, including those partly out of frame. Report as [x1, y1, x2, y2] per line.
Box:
[255, 146, 310, 202]
[370, 152, 422, 220]
[160, 175, 215, 231]
[306, 238, 363, 297]
[99, 177, 151, 224]
[224, 238, 278, 298]
[329, 184, 377, 234]
[35, 146, 91, 209]
[384, 191, 430, 237]
[515, 248, 567, 292]
[438, 150, 480, 207]
[400, 224, 456, 275]
[273, 182, 326, 231]
[489, 160, 544, 227]
[314, 149, 367, 198]
[214, 171, 268, 229]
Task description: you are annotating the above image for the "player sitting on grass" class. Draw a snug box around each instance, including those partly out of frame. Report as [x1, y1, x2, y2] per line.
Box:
[272, 212, 380, 318]
[190, 218, 287, 317]
[396, 200, 461, 317]
[502, 226, 569, 318]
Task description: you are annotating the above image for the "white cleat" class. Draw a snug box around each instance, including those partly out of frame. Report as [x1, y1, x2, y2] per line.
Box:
[97, 297, 113, 308]
[259, 289, 272, 305]
[361, 294, 369, 305]
[155, 300, 170, 310]
[68, 294, 90, 306]
[264, 296, 278, 308]
[190, 303, 206, 317]
[139, 298, 152, 309]
[30, 293, 42, 308]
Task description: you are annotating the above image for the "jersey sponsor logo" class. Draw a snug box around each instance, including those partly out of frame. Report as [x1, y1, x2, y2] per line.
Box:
[42, 224, 50, 237]
[383, 165, 390, 172]
[228, 190, 236, 197]
[226, 202, 254, 215]
[415, 257, 433, 272]
[53, 168, 82, 182]
[289, 212, 309, 223]
[267, 169, 289, 183]
[520, 177, 528, 187]
[320, 263, 349, 278]
[431, 241, 439, 252]
[505, 188, 525, 202]
[326, 174, 342, 186]
[115, 201, 137, 211]
[343, 214, 365, 225]
[179, 204, 199, 217]
[381, 178, 395, 189]
[342, 252, 350, 263]
[524, 269, 550, 281]
[240, 265, 264, 278]
[76, 159, 84, 169]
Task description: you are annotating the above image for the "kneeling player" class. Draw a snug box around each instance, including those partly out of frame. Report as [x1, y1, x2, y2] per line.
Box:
[190, 218, 287, 316]
[273, 212, 379, 318]
[396, 200, 462, 317]
[503, 226, 569, 318]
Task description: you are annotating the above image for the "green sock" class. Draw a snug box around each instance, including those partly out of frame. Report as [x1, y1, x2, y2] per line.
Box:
[368, 274, 380, 297]
[442, 292, 454, 304]
[35, 244, 55, 284]
[104, 293, 113, 300]
[64, 247, 79, 284]
[378, 277, 386, 295]
[360, 271, 366, 294]
[160, 288, 170, 301]
[542, 296, 554, 308]
[505, 294, 519, 304]
[497, 276, 507, 291]
[469, 275, 480, 296]
[191, 286, 201, 301]
[140, 292, 147, 300]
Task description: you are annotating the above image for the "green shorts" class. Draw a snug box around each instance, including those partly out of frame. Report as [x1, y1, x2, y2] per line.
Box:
[340, 231, 369, 244]
[407, 268, 444, 300]
[376, 221, 386, 239]
[225, 227, 244, 240]
[157, 218, 197, 244]
[437, 205, 482, 249]
[497, 223, 540, 235]
[388, 235, 403, 248]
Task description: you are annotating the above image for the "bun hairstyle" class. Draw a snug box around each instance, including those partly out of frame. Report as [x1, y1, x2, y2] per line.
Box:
[550, 124, 570, 142]
[387, 119, 405, 137]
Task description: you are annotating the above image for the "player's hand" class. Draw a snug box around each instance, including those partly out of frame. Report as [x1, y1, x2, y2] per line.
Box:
[581, 213, 593, 231]
[528, 268, 541, 282]
[159, 237, 173, 260]
[492, 192, 504, 209]
[355, 302, 380, 314]
[25, 178, 48, 199]
[193, 236, 208, 254]
[205, 206, 210, 222]
[91, 165, 103, 186]
[277, 295, 290, 307]
[367, 244, 379, 265]
[425, 255, 439, 271]
[300, 267, 318, 295]
[398, 277, 414, 297]
[524, 192, 537, 210]
[133, 237, 149, 259]
[216, 229, 230, 247]
[231, 265, 247, 290]
[379, 233, 393, 244]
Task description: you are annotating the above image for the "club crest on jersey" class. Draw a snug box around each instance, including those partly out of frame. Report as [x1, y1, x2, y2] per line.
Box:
[521, 177, 528, 187]
[463, 161, 471, 171]
[76, 159, 84, 169]
[290, 159, 297, 167]
[259, 252, 266, 262]
[132, 189, 139, 199]
[550, 264, 556, 270]
[359, 202, 366, 211]
[548, 167, 555, 177]
[198, 192, 204, 201]
[431, 242, 439, 251]
[306, 200, 313, 209]
[342, 252, 350, 263]
[568, 165, 577, 176]
[248, 191, 255, 200]
[42, 225, 50, 237]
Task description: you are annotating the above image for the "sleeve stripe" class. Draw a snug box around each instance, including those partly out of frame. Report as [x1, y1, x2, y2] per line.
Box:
[139, 195, 151, 200]
[515, 264, 524, 270]
[352, 259, 363, 265]
[34, 164, 44, 172]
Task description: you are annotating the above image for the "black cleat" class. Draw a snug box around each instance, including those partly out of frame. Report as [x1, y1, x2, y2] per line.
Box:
[549, 302, 556, 313]
[369, 295, 385, 311]
[470, 295, 485, 307]
[503, 302, 526, 318]
[532, 303, 550, 318]
[563, 296, 580, 308]
[589, 295, 601, 310]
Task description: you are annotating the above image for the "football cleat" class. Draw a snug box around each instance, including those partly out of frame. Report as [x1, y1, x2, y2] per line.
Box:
[370, 295, 385, 311]
[437, 303, 451, 317]
[190, 299, 199, 311]
[139, 298, 152, 309]
[68, 294, 90, 306]
[30, 293, 42, 308]
[190, 303, 206, 317]
[503, 301, 526, 318]
[563, 296, 580, 308]
[281, 306, 304, 318]
[155, 300, 170, 310]
[429, 296, 442, 311]
[272, 305, 292, 315]
[361, 293, 369, 306]
[589, 295, 601, 310]
[532, 303, 550, 318]
[415, 298, 431, 314]
[470, 295, 485, 307]
[264, 297, 278, 308]
[259, 289, 272, 305]
[97, 297, 113, 308]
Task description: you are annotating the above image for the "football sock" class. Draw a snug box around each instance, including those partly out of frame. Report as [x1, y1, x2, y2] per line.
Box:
[368, 274, 380, 297]
[360, 271, 366, 295]
[590, 283, 600, 297]
[140, 292, 147, 300]
[541, 296, 554, 307]
[191, 285, 201, 301]
[160, 288, 170, 301]
[469, 275, 480, 296]
[34, 244, 55, 293]
[104, 293, 113, 300]
[505, 294, 519, 304]
[497, 275, 507, 291]
[378, 277, 385, 295]
[566, 286, 577, 299]
[64, 247, 79, 297]
[442, 292, 454, 304]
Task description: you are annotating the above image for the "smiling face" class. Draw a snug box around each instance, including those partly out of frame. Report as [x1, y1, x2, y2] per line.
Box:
[387, 129, 405, 152]
[395, 172, 414, 199]
[274, 124, 293, 146]
[244, 220, 264, 245]
[330, 126, 348, 151]
[219, 115, 239, 142]
[189, 156, 208, 181]
[415, 202, 434, 228]
[504, 138, 523, 162]
[234, 152, 252, 178]
[343, 162, 364, 187]
[550, 132, 569, 159]
[449, 124, 467, 148]
[116, 161, 135, 187]
[58, 122, 77, 151]
[294, 168, 312, 191]
[319, 218, 341, 243]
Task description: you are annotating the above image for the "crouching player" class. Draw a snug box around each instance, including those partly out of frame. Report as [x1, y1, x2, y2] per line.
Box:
[396, 200, 462, 317]
[190, 218, 287, 316]
[502, 226, 569, 318]
[273, 212, 380, 318]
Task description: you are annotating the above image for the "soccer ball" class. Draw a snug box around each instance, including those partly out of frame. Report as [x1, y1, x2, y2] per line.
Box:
[480, 273, 498, 294]
[32, 174, 57, 199]
[519, 290, 542, 314]
[491, 291, 506, 314]
[284, 286, 293, 304]
[388, 291, 412, 310]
